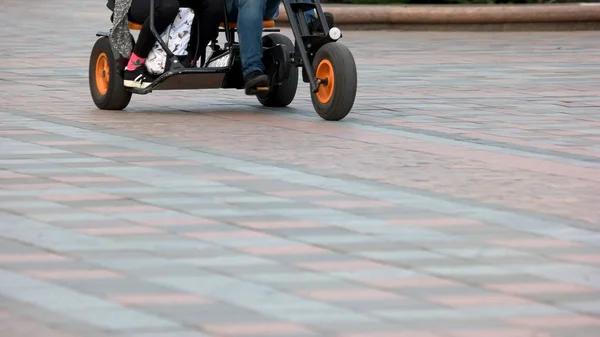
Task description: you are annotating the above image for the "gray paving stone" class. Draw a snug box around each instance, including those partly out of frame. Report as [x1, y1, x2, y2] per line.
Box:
[0, 214, 119, 251]
[456, 304, 570, 319]
[422, 265, 518, 277]
[0, 269, 178, 330]
[121, 331, 212, 337]
[374, 308, 473, 321]
[355, 250, 449, 261]
[562, 299, 600, 315]
[67, 306, 181, 331]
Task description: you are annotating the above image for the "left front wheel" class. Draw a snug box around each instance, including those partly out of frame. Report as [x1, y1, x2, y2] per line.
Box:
[89, 37, 132, 110]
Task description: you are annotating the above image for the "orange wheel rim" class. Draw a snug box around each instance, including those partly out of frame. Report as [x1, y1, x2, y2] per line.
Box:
[315, 59, 334, 104]
[95, 52, 110, 96]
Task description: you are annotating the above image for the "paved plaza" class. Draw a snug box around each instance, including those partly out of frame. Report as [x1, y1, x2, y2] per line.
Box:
[1, 0, 600, 336]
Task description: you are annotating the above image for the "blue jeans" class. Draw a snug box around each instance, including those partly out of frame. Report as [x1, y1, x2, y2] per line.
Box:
[273, 1, 315, 22]
[227, 0, 281, 78]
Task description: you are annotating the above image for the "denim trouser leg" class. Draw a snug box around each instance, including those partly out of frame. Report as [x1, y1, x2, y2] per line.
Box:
[265, 0, 281, 19]
[274, 1, 316, 22]
[302, 0, 316, 22]
[229, 0, 282, 78]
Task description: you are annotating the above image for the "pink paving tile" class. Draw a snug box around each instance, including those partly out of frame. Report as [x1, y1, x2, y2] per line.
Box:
[486, 282, 593, 294]
[556, 254, 600, 264]
[24, 269, 122, 280]
[238, 245, 329, 255]
[108, 293, 211, 306]
[185, 230, 271, 240]
[311, 200, 395, 209]
[507, 315, 600, 328]
[236, 220, 326, 230]
[266, 190, 341, 197]
[340, 331, 443, 337]
[84, 205, 166, 214]
[202, 322, 314, 336]
[427, 295, 533, 308]
[0, 311, 79, 337]
[89, 151, 157, 157]
[0, 172, 31, 179]
[39, 193, 122, 202]
[388, 218, 484, 227]
[3, 183, 72, 190]
[490, 238, 580, 248]
[446, 328, 549, 337]
[296, 260, 388, 272]
[76, 226, 164, 236]
[36, 141, 97, 146]
[362, 276, 463, 289]
[0, 253, 70, 264]
[50, 176, 125, 183]
[297, 288, 402, 301]
[131, 216, 217, 226]
[129, 161, 201, 167]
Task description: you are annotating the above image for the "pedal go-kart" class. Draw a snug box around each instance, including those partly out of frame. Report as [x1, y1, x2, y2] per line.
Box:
[89, 0, 357, 121]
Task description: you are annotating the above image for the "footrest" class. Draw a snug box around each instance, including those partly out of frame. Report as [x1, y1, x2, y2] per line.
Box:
[245, 86, 270, 95]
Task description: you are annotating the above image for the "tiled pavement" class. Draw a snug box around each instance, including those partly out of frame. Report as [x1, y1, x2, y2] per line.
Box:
[1, 0, 600, 336]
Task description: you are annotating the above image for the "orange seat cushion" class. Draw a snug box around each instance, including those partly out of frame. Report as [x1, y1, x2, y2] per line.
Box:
[129, 22, 143, 30]
[219, 20, 275, 29]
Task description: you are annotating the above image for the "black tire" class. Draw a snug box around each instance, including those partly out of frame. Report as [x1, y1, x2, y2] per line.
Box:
[256, 33, 298, 107]
[89, 37, 132, 110]
[310, 42, 357, 121]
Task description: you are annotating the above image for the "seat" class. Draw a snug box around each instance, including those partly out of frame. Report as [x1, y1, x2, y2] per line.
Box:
[219, 20, 275, 29]
[130, 19, 274, 30]
[129, 22, 143, 30]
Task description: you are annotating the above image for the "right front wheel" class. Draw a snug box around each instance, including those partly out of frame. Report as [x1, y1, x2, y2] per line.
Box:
[310, 42, 357, 121]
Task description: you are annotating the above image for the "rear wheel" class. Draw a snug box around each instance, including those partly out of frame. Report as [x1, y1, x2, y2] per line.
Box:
[310, 42, 357, 121]
[256, 33, 298, 107]
[89, 37, 132, 110]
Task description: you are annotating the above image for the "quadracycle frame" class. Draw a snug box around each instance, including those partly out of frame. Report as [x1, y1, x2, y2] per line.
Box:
[89, 0, 357, 121]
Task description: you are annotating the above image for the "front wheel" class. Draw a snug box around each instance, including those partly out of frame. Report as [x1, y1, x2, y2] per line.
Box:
[89, 37, 132, 110]
[310, 42, 357, 121]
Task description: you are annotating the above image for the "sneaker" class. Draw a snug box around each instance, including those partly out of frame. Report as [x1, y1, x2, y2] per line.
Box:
[123, 66, 154, 89]
[310, 12, 335, 34]
[244, 70, 269, 95]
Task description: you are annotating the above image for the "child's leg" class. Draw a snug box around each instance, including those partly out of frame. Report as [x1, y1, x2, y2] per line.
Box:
[128, 0, 180, 69]
[124, 0, 180, 87]
[181, 0, 224, 64]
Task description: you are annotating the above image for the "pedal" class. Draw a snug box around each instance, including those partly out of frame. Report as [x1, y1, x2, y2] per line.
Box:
[245, 86, 270, 95]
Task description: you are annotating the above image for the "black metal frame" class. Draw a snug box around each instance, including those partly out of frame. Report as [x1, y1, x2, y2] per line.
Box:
[97, 0, 340, 94]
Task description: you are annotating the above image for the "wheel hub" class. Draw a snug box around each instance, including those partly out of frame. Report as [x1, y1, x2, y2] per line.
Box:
[315, 59, 334, 104]
[95, 52, 110, 96]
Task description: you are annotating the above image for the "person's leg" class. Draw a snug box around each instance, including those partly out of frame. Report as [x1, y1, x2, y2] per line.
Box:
[181, 0, 225, 64]
[235, 0, 267, 78]
[301, 0, 334, 34]
[129, 0, 180, 62]
[301, 0, 316, 22]
[265, 0, 281, 19]
[125, 0, 180, 87]
[232, 0, 283, 93]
